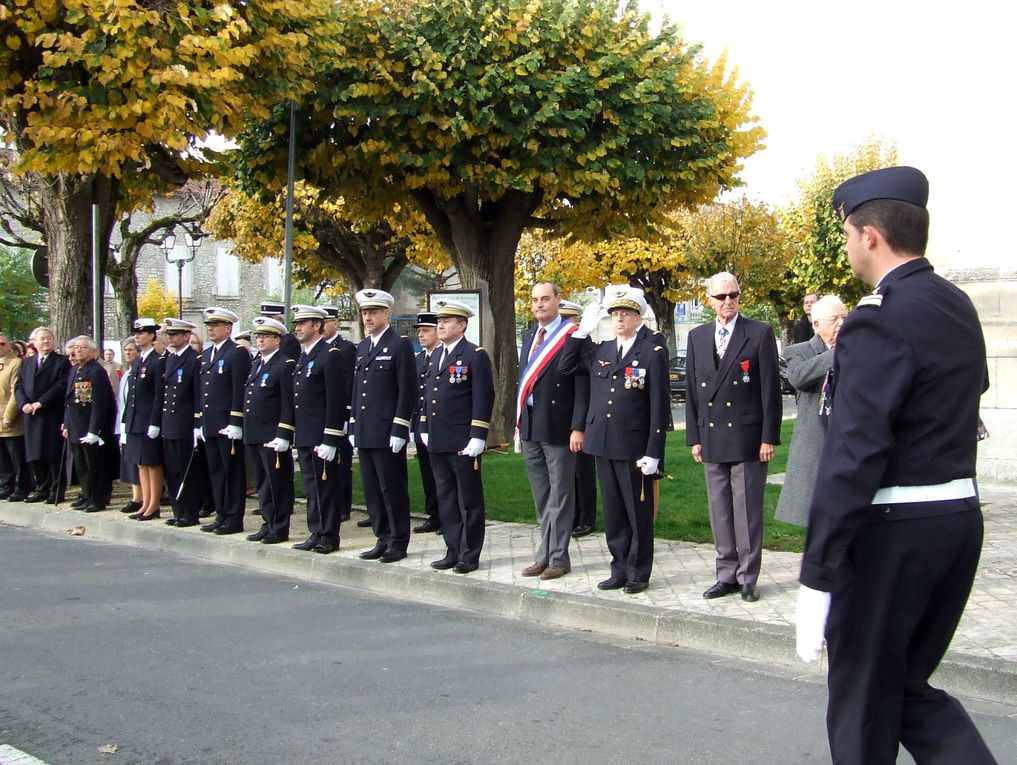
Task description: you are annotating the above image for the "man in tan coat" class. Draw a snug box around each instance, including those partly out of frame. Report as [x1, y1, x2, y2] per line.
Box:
[0, 333, 33, 500]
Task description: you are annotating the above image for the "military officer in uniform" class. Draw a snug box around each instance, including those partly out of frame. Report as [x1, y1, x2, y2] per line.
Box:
[795, 167, 997, 764]
[62, 337, 115, 512]
[152, 318, 202, 527]
[559, 300, 598, 537]
[321, 303, 357, 523]
[243, 317, 297, 544]
[559, 286, 669, 593]
[411, 311, 442, 534]
[123, 318, 164, 520]
[351, 289, 416, 562]
[259, 300, 301, 361]
[196, 307, 251, 535]
[287, 306, 353, 554]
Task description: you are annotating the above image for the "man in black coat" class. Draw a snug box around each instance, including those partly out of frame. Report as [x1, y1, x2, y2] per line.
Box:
[791, 292, 819, 344]
[62, 337, 115, 512]
[559, 301, 598, 537]
[15, 327, 71, 503]
[259, 301, 301, 361]
[795, 167, 996, 764]
[685, 272, 782, 603]
[410, 311, 442, 534]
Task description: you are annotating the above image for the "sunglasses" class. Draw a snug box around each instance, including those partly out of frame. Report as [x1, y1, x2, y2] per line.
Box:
[710, 291, 740, 302]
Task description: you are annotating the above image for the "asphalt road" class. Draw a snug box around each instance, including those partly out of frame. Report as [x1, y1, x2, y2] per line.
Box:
[2, 525, 1013, 765]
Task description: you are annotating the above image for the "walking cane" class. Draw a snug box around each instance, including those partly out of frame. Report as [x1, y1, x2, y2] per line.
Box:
[56, 435, 69, 503]
[176, 446, 198, 501]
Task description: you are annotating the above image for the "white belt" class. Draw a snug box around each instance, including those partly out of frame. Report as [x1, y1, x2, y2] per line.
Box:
[872, 478, 976, 504]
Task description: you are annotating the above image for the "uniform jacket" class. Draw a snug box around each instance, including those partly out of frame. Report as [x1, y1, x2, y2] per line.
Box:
[15, 352, 71, 461]
[197, 338, 252, 435]
[517, 319, 589, 445]
[291, 338, 352, 448]
[684, 316, 782, 463]
[419, 337, 495, 453]
[775, 334, 832, 527]
[243, 350, 296, 445]
[123, 349, 161, 436]
[0, 352, 24, 437]
[801, 258, 989, 590]
[558, 324, 669, 461]
[350, 326, 415, 449]
[280, 332, 301, 361]
[329, 335, 357, 433]
[153, 346, 200, 440]
[411, 346, 438, 436]
[63, 358, 115, 440]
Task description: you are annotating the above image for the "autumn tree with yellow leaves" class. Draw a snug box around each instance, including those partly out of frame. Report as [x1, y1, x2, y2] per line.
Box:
[0, 0, 341, 341]
[237, 0, 763, 440]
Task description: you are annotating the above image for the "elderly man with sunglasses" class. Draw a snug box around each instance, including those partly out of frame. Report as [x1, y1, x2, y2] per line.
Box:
[685, 273, 782, 602]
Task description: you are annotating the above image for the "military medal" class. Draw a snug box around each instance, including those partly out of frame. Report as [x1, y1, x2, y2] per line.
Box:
[177, 368, 183, 382]
[218, 359, 225, 374]
[306, 360, 314, 377]
[260, 372, 269, 387]
[740, 360, 750, 383]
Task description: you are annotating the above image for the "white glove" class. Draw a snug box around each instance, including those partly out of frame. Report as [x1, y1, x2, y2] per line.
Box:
[193, 427, 204, 446]
[573, 301, 602, 338]
[349, 433, 355, 449]
[390, 435, 406, 453]
[264, 438, 290, 453]
[795, 585, 832, 663]
[119, 430, 128, 447]
[147, 425, 160, 439]
[513, 428, 522, 454]
[636, 456, 659, 476]
[314, 443, 337, 462]
[219, 424, 243, 440]
[80, 432, 101, 445]
[462, 437, 486, 458]
[420, 432, 428, 447]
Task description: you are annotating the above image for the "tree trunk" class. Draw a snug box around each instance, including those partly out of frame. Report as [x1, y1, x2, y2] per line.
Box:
[110, 265, 139, 339]
[645, 292, 677, 357]
[36, 173, 118, 344]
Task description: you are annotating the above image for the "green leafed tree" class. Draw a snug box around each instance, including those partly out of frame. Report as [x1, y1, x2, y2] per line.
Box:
[0, 245, 48, 339]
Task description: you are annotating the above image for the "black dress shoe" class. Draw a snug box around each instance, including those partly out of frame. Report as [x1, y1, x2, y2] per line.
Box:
[261, 534, 289, 545]
[24, 493, 47, 503]
[83, 504, 107, 513]
[70, 497, 89, 509]
[379, 550, 407, 563]
[7, 492, 28, 502]
[597, 576, 627, 590]
[741, 584, 760, 602]
[453, 562, 479, 574]
[165, 518, 179, 526]
[430, 557, 457, 570]
[246, 529, 269, 542]
[120, 500, 143, 514]
[356, 517, 372, 528]
[200, 521, 222, 533]
[128, 510, 145, 519]
[413, 518, 441, 534]
[313, 542, 339, 554]
[623, 581, 649, 594]
[703, 581, 740, 599]
[198, 507, 215, 518]
[571, 525, 594, 538]
[136, 511, 160, 521]
[213, 523, 243, 535]
[292, 536, 319, 551]
[340, 513, 350, 522]
[0, 490, 11, 501]
[175, 519, 199, 528]
[359, 542, 386, 560]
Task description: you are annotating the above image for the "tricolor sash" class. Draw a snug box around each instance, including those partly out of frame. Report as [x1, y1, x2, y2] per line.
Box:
[516, 320, 577, 426]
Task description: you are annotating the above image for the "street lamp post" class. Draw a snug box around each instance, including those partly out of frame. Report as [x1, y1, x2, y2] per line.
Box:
[162, 229, 203, 319]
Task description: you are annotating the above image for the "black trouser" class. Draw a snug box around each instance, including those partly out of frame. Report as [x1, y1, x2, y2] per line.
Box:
[358, 446, 410, 553]
[0, 436, 33, 495]
[573, 450, 597, 529]
[296, 446, 342, 547]
[430, 451, 485, 566]
[30, 457, 62, 500]
[249, 445, 294, 539]
[204, 435, 246, 524]
[68, 441, 92, 502]
[414, 438, 440, 522]
[596, 457, 654, 584]
[164, 438, 199, 523]
[825, 507, 996, 765]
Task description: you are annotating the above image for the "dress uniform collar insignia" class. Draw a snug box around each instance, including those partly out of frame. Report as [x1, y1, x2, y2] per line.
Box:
[598, 360, 611, 367]
[857, 293, 884, 309]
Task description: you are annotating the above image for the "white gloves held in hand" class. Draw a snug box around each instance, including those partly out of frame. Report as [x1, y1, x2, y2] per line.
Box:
[462, 437, 486, 458]
[219, 425, 243, 440]
[573, 301, 603, 339]
[264, 438, 290, 453]
[80, 432, 103, 446]
[314, 444, 337, 462]
[119, 431, 128, 447]
[795, 585, 831, 663]
[636, 456, 659, 477]
[389, 435, 406, 453]
[419, 433, 428, 448]
[147, 425, 160, 439]
[193, 427, 204, 446]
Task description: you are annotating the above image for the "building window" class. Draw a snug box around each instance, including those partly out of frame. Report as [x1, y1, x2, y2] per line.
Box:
[264, 257, 284, 297]
[216, 247, 239, 296]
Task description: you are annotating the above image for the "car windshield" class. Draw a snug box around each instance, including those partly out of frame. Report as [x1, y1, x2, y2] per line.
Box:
[670, 354, 687, 369]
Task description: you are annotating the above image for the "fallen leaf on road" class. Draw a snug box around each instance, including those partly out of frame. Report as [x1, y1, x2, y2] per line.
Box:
[97, 743, 118, 753]
[69, 526, 86, 536]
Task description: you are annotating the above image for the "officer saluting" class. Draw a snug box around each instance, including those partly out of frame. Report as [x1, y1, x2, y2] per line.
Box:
[243, 317, 297, 545]
[196, 307, 251, 535]
[795, 167, 997, 763]
[259, 301, 301, 361]
[559, 286, 669, 594]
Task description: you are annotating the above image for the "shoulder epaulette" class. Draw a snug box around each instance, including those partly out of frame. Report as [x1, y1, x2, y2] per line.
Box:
[328, 347, 339, 352]
[475, 346, 486, 352]
[285, 358, 295, 364]
[653, 345, 664, 352]
[857, 293, 883, 309]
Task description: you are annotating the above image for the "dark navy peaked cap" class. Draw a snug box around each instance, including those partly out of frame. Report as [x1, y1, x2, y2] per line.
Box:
[833, 166, 929, 221]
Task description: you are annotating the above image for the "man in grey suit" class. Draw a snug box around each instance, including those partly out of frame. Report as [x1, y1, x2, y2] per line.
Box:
[685, 272, 782, 602]
[775, 295, 847, 527]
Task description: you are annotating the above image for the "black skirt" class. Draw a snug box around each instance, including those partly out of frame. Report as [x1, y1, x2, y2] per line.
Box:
[124, 433, 163, 467]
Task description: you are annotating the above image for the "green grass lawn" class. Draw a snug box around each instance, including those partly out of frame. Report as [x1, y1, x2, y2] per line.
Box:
[345, 419, 805, 553]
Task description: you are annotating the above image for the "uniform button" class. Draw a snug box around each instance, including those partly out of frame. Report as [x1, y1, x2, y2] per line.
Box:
[434, 386, 439, 391]
[612, 375, 618, 380]
[295, 405, 299, 409]
[709, 422, 714, 427]
[551, 400, 556, 404]
[608, 400, 613, 405]
[606, 413, 612, 418]
[701, 382, 706, 387]
[361, 405, 366, 410]
[726, 402, 731, 407]
[610, 387, 616, 393]
[733, 381, 738, 386]
[362, 392, 367, 397]
[727, 422, 733, 427]
[708, 402, 713, 407]
[432, 400, 437, 404]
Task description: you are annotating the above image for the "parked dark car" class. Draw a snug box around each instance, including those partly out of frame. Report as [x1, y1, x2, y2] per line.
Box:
[778, 355, 794, 395]
[669, 351, 687, 400]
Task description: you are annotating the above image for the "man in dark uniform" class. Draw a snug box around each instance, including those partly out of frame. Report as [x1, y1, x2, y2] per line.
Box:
[152, 318, 202, 527]
[419, 299, 494, 574]
[559, 286, 669, 594]
[796, 167, 996, 764]
[259, 300, 300, 361]
[196, 307, 251, 535]
[685, 272, 782, 603]
[321, 304, 357, 523]
[410, 311, 442, 534]
[350, 289, 416, 562]
[559, 300, 598, 537]
[288, 306, 353, 554]
[244, 317, 297, 544]
[62, 337, 115, 512]
[15, 327, 70, 503]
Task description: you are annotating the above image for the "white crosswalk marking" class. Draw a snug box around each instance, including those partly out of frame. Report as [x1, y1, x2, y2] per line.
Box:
[0, 745, 53, 765]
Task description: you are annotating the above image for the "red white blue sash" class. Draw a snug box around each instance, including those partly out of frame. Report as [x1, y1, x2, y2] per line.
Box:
[516, 320, 577, 426]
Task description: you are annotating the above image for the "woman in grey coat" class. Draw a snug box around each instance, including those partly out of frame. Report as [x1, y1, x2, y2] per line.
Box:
[775, 296, 847, 527]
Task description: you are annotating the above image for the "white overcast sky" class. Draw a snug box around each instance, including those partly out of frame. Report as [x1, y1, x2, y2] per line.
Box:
[653, 0, 1014, 269]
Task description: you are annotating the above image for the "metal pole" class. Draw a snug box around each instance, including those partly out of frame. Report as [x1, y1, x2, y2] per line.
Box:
[91, 204, 102, 346]
[177, 262, 184, 318]
[282, 102, 296, 315]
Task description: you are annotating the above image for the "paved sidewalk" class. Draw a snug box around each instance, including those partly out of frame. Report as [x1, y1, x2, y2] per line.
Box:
[2, 481, 1016, 704]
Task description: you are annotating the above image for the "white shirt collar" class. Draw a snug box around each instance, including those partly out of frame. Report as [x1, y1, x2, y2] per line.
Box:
[715, 314, 738, 335]
[259, 349, 279, 364]
[442, 336, 465, 355]
[212, 339, 229, 351]
[303, 336, 323, 354]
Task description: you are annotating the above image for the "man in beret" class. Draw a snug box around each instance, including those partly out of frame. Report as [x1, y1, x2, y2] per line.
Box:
[795, 167, 996, 763]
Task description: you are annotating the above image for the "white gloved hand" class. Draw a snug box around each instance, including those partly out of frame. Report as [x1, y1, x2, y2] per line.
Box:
[348, 433, 355, 449]
[219, 425, 243, 440]
[795, 585, 832, 663]
[314, 443, 337, 462]
[264, 438, 290, 453]
[462, 437, 486, 458]
[389, 435, 406, 453]
[80, 432, 101, 445]
[636, 456, 659, 476]
[513, 428, 522, 454]
[147, 425, 160, 439]
[119, 430, 128, 447]
[420, 432, 428, 448]
[573, 301, 602, 339]
[193, 426, 204, 446]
